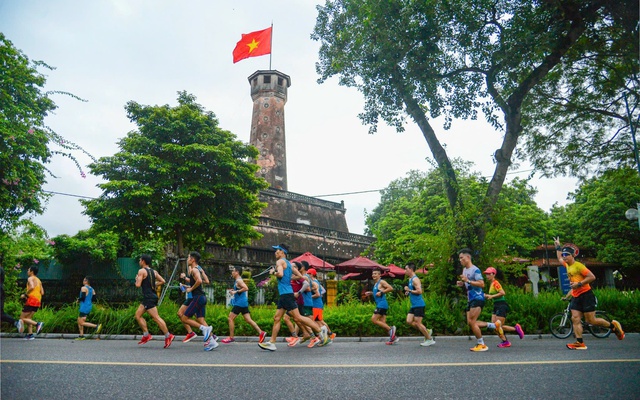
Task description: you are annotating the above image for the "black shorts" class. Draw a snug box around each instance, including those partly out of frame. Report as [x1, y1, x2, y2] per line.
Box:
[182, 298, 193, 307]
[466, 299, 485, 312]
[570, 289, 597, 313]
[22, 305, 39, 313]
[493, 302, 509, 318]
[79, 312, 90, 318]
[231, 306, 250, 315]
[373, 308, 388, 316]
[302, 306, 313, 317]
[141, 298, 158, 310]
[184, 294, 207, 318]
[408, 306, 425, 318]
[277, 293, 298, 311]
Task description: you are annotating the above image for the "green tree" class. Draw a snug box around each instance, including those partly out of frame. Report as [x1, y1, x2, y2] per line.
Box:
[312, 0, 629, 259]
[366, 163, 549, 294]
[0, 220, 54, 299]
[0, 33, 93, 234]
[522, 2, 639, 178]
[550, 168, 640, 277]
[82, 92, 268, 256]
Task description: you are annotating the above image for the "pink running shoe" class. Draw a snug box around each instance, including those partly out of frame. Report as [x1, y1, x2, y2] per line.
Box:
[497, 340, 511, 348]
[515, 323, 525, 339]
[259, 331, 267, 344]
[221, 337, 235, 344]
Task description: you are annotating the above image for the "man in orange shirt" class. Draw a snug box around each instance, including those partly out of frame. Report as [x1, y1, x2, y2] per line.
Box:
[554, 238, 625, 349]
[19, 266, 45, 340]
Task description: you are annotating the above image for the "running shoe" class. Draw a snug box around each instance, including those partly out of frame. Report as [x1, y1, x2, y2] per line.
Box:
[221, 337, 236, 344]
[259, 331, 267, 344]
[287, 337, 300, 347]
[201, 326, 213, 342]
[24, 334, 35, 340]
[611, 320, 625, 340]
[390, 325, 396, 342]
[307, 337, 321, 348]
[494, 320, 504, 337]
[285, 336, 297, 343]
[258, 341, 277, 351]
[16, 319, 24, 334]
[204, 338, 219, 351]
[566, 341, 587, 350]
[515, 323, 525, 339]
[182, 331, 197, 343]
[76, 336, 86, 341]
[330, 332, 336, 341]
[420, 338, 436, 347]
[95, 323, 103, 335]
[385, 339, 395, 345]
[164, 333, 175, 349]
[320, 332, 330, 347]
[35, 322, 44, 334]
[470, 344, 488, 352]
[138, 335, 152, 345]
[497, 340, 511, 348]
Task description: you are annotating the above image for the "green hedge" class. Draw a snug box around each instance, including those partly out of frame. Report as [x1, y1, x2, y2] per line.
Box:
[2, 288, 637, 336]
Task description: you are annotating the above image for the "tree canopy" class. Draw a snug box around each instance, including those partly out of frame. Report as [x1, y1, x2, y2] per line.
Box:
[1, 33, 93, 234]
[550, 167, 640, 275]
[365, 163, 549, 293]
[312, 0, 634, 258]
[82, 92, 268, 255]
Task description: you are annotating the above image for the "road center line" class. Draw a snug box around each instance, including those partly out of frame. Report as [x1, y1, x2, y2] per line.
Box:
[2, 359, 639, 368]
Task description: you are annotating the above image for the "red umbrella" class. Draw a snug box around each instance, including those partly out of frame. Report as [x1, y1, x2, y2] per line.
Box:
[290, 252, 335, 271]
[336, 256, 387, 273]
[383, 264, 406, 278]
[340, 272, 369, 281]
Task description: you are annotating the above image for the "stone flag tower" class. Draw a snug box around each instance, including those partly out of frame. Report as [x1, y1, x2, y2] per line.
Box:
[248, 70, 291, 190]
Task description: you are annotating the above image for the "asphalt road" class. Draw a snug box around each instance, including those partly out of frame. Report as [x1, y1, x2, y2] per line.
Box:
[1, 334, 639, 400]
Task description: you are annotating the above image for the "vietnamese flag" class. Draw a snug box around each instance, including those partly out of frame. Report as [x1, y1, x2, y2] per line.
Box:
[232, 27, 272, 63]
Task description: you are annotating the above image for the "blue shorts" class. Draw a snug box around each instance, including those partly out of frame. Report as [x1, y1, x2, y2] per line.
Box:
[184, 294, 207, 318]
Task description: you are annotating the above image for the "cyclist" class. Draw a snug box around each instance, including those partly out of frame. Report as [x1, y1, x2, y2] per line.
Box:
[482, 267, 524, 347]
[553, 238, 625, 350]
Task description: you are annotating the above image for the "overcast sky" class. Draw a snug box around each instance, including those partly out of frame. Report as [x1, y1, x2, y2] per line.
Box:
[1, 0, 578, 237]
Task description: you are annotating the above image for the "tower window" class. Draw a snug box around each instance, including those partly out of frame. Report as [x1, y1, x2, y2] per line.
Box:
[252, 78, 257, 85]
[277, 77, 283, 86]
[263, 76, 271, 84]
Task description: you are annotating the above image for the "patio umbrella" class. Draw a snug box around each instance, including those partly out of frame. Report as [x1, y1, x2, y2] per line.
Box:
[340, 272, 370, 281]
[383, 264, 406, 278]
[290, 252, 335, 271]
[335, 256, 387, 274]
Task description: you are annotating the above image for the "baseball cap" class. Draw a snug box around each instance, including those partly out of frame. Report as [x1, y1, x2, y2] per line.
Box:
[307, 268, 317, 276]
[484, 267, 497, 274]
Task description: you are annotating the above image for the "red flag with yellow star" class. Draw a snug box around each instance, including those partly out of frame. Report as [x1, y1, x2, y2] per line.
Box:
[232, 27, 272, 63]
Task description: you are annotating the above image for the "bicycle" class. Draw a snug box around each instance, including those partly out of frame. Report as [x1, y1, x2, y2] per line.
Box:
[549, 299, 612, 339]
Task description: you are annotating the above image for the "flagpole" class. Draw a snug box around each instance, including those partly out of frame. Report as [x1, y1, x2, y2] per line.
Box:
[269, 22, 273, 70]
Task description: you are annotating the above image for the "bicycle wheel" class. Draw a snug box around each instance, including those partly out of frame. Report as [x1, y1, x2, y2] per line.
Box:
[549, 313, 573, 339]
[588, 311, 612, 338]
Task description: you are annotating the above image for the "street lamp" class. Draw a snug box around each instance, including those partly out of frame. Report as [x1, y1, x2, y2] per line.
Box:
[626, 203, 640, 230]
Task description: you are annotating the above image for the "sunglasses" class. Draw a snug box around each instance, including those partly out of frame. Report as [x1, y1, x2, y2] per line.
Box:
[561, 253, 572, 257]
